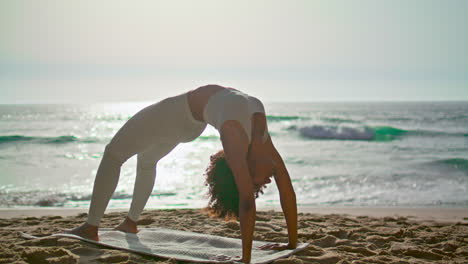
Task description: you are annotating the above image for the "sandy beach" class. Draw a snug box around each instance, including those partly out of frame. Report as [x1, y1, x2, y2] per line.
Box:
[0, 207, 467, 263]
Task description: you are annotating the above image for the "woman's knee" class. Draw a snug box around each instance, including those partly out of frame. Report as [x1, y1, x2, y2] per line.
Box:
[103, 143, 128, 165]
[137, 156, 158, 172]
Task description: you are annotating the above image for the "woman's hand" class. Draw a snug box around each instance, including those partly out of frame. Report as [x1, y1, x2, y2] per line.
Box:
[258, 242, 295, 251]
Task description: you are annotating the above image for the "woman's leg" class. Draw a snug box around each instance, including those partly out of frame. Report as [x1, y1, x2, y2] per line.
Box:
[86, 104, 167, 226]
[113, 142, 179, 233]
[128, 141, 179, 222]
[86, 145, 128, 226]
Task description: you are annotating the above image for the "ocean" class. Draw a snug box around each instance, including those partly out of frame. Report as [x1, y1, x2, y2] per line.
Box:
[0, 101, 467, 210]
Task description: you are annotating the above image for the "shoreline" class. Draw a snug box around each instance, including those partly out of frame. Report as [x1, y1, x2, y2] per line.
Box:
[1, 206, 467, 223]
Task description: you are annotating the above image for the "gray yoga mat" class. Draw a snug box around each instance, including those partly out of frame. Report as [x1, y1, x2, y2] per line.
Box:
[31, 228, 308, 263]
[21, 228, 309, 264]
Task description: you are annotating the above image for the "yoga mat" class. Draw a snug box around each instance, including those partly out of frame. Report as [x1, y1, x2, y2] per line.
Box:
[22, 228, 309, 263]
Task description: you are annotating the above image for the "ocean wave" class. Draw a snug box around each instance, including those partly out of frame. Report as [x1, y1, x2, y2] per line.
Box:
[320, 117, 360, 123]
[0, 135, 100, 144]
[298, 125, 407, 141]
[0, 191, 69, 207]
[0, 190, 177, 207]
[373, 126, 408, 141]
[266, 115, 304, 122]
[432, 158, 468, 173]
[407, 130, 468, 138]
[297, 124, 467, 141]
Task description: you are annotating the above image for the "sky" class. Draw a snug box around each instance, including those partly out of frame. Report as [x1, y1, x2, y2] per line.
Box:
[1, 0, 467, 103]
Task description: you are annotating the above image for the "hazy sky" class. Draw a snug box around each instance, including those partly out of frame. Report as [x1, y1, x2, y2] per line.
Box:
[1, 0, 467, 103]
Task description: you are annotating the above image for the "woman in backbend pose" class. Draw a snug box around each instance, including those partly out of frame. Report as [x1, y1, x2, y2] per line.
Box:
[69, 84, 297, 263]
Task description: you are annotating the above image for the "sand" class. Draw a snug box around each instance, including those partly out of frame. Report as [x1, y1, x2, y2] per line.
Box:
[0, 208, 467, 264]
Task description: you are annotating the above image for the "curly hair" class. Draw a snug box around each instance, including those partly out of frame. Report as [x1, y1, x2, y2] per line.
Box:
[205, 150, 265, 218]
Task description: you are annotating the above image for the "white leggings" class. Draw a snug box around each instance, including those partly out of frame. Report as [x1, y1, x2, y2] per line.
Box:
[87, 92, 206, 226]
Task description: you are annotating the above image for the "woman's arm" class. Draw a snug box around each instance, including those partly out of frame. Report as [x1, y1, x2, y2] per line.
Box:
[220, 120, 256, 263]
[251, 112, 297, 249]
[269, 138, 298, 249]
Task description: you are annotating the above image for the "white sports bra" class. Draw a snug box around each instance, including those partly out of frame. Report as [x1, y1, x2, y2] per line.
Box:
[203, 88, 267, 143]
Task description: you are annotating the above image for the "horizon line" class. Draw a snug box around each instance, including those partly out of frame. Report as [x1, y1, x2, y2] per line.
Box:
[1, 99, 467, 105]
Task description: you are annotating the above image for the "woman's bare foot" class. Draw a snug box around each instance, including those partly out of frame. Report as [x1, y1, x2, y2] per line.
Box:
[66, 222, 99, 241]
[114, 216, 138, 233]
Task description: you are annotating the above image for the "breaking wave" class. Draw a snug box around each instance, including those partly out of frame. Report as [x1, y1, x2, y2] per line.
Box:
[298, 125, 407, 141]
[297, 124, 466, 141]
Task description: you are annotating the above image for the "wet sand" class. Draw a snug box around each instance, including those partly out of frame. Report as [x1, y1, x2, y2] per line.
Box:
[1, 208, 467, 263]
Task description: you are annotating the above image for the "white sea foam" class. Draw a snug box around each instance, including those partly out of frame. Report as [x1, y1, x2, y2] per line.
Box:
[299, 125, 374, 140]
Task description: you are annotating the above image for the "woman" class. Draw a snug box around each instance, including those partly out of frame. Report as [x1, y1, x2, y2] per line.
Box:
[69, 84, 297, 263]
